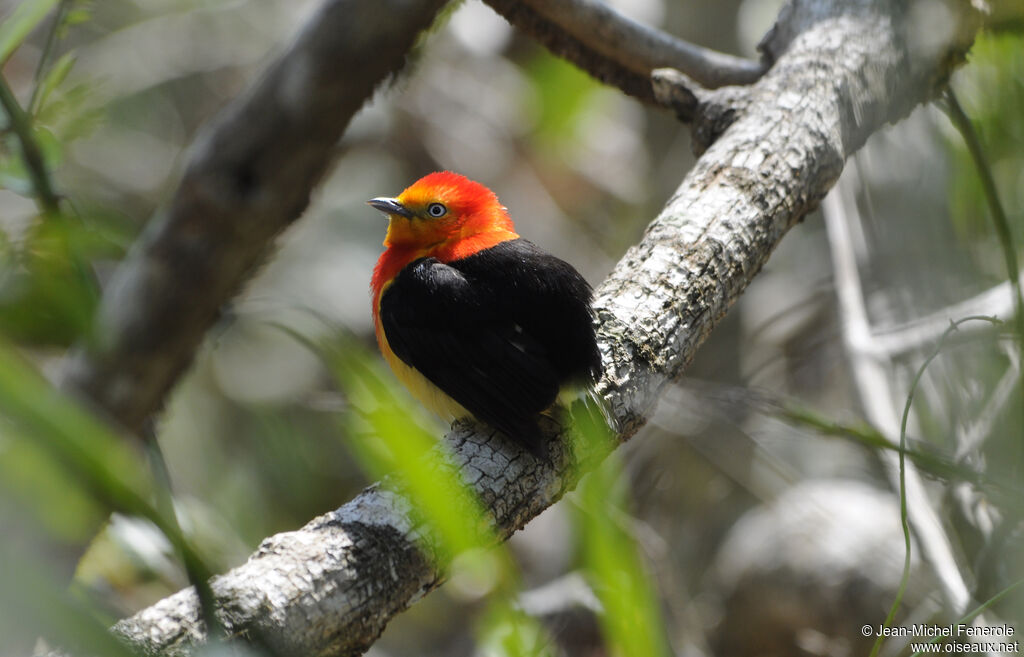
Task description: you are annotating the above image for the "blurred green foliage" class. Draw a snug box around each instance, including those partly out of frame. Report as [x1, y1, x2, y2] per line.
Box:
[574, 452, 671, 657]
[0, 2, 218, 651]
[0, 0, 60, 65]
[0, 333, 224, 651]
[0, 0, 121, 347]
[314, 332, 496, 558]
[526, 53, 602, 149]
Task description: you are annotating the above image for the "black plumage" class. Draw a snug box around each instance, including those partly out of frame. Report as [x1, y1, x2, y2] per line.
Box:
[379, 238, 601, 454]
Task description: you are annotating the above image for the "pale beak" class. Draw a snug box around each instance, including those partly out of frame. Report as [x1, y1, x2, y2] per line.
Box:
[367, 197, 414, 218]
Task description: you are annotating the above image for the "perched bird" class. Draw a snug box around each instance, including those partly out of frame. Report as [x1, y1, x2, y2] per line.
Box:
[368, 171, 601, 456]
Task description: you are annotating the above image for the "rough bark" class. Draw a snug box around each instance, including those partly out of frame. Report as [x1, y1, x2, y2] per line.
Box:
[107, 0, 981, 655]
[57, 0, 450, 435]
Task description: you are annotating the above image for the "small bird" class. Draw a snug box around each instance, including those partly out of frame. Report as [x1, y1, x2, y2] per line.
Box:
[368, 171, 601, 456]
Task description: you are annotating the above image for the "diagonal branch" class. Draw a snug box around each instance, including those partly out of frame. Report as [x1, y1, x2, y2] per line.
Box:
[108, 1, 982, 655]
[56, 0, 450, 436]
[482, 0, 766, 104]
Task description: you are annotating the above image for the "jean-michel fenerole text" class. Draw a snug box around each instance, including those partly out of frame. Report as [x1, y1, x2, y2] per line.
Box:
[874, 624, 1016, 638]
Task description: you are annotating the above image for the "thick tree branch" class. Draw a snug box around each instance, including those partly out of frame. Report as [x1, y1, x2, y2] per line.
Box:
[107, 1, 981, 655]
[57, 0, 450, 435]
[482, 0, 766, 104]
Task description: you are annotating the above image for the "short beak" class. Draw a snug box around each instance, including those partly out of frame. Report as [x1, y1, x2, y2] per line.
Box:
[367, 196, 414, 219]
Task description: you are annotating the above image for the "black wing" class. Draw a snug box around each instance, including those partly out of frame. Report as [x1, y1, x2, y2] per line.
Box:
[379, 238, 600, 454]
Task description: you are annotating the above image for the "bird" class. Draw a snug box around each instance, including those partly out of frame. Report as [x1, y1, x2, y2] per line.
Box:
[368, 171, 602, 456]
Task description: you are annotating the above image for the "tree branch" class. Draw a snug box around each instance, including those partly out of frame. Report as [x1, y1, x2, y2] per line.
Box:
[107, 1, 982, 655]
[864, 271, 1024, 358]
[482, 0, 766, 104]
[56, 0, 450, 435]
[0, 74, 61, 217]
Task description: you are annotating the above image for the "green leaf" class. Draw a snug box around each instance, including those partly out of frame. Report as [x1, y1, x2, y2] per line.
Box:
[287, 327, 590, 656]
[285, 327, 519, 555]
[0, 335, 218, 597]
[0, 0, 61, 66]
[32, 123, 62, 168]
[0, 432, 107, 543]
[64, 7, 92, 27]
[572, 421, 670, 657]
[0, 340, 153, 514]
[322, 336, 493, 558]
[36, 80, 104, 144]
[33, 51, 75, 114]
[477, 602, 557, 657]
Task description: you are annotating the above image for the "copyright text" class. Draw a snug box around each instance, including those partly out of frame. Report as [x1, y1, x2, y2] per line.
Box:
[863, 624, 1016, 639]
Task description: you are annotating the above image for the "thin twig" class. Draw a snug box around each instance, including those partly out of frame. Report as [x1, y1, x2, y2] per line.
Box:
[868, 274, 1024, 358]
[910, 576, 1024, 657]
[871, 315, 1002, 657]
[28, 0, 71, 115]
[144, 431, 225, 642]
[0, 72, 99, 304]
[956, 343, 1020, 459]
[775, 399, 1024, 505]
[943, 87, 1024, 465]
[0, 74, 60, 217]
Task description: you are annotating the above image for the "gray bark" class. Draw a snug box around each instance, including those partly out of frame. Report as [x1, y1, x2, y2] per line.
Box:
[107, 0, 981, 655]
[482, 0, 766, 102]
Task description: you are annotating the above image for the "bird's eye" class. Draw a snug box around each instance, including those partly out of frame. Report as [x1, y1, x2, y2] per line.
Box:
[426, 202, 447, 218]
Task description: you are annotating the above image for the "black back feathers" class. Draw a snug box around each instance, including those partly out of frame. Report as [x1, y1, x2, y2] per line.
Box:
[379, 238, 601, 454]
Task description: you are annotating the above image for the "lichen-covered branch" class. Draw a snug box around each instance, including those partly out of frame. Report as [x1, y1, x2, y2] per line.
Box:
[57, 0, 450, 435]
[108, 1, 981, 655]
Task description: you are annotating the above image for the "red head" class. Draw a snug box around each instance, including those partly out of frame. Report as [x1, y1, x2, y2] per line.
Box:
[369, 171, 515, 250]
[368, 172, 519, 302]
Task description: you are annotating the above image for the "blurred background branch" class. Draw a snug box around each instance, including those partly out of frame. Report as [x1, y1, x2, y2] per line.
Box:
[56, 0, 449, 438]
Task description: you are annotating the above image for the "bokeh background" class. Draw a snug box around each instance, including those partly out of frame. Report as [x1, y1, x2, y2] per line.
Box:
[1, 0, 1022, 655]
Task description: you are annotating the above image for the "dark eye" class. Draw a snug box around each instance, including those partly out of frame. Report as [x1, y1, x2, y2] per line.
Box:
[426, 202, 447, 218]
